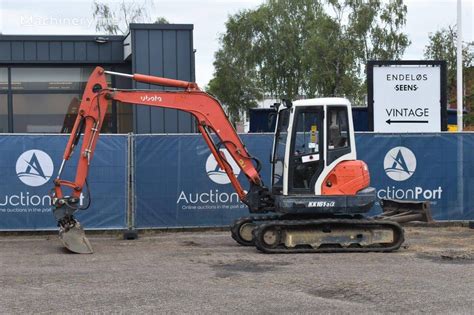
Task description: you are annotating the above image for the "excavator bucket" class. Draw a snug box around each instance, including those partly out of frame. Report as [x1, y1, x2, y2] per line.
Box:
[59, 221, 93, 254]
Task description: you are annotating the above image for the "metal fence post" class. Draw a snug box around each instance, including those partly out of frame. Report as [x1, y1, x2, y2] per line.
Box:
[457, 133, 464, 215]
[123, 132, 138, 240]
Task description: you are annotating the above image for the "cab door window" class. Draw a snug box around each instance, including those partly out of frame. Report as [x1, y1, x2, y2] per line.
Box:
[272, 108, 290, 191]
[327, 107, 351, 164]
[289, 108, 324, 193]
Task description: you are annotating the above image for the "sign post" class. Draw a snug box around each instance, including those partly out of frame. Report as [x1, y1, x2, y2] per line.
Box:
[367, 61, 447, 132]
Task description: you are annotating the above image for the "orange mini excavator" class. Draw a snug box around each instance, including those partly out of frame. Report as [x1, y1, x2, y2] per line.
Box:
[51, 66, 404, 254]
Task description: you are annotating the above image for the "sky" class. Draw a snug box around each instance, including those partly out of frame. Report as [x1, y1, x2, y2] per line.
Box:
[0, 0, 472, 87]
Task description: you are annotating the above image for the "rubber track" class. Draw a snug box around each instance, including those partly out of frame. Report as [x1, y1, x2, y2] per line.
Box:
[253, 219, 405, 254]
[230, 215, 281, 246]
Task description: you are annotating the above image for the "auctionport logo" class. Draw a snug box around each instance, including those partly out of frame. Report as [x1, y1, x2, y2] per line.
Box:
[378, 146, 442, 201]
[176, 149, 244, 210]
[383, 146, 416, 181]
[15, 150, 54, 187]
[205, 149, 240, 185]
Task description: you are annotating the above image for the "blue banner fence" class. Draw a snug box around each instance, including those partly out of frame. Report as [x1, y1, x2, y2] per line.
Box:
[0, 133, 472, 230]
[0, 135, 128, 230]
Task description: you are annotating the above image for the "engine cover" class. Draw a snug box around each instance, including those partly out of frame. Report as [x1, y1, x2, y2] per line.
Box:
[321, 160, 371, 195]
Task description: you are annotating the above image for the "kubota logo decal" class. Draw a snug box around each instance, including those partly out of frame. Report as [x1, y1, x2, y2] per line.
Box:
[383, 146, 416, 181]
[16, 150, 54, 187]
[205, 149, 240, 185]
[140, 95, 162, 102]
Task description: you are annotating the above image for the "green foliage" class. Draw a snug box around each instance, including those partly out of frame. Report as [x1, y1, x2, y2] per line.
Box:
[155, 17, 170, 24]
[424, 25, 474, 105]
[208, 0, 410, 123]
[93, 0, 168, 35]
[464, 112, 474, 127]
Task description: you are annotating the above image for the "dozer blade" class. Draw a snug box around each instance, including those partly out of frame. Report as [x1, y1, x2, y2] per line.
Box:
[377, 199, 433, 223]
[59, 222, 93, 254]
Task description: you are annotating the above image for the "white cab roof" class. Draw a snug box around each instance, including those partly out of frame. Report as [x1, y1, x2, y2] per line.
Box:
[293, 97, 351, 107]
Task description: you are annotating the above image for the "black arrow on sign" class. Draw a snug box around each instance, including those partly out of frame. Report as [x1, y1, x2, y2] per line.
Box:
[386, 119, 429, 125]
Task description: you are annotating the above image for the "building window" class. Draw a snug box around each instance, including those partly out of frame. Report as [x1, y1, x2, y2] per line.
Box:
[117, 102, 133, 133]
[0, 94, 7, 133]
[8, 67, 115, 133]
[0, 68, 7, 90]
[0, 66, 133, 134]
[12, 94, 81, 133]
[10, 67, 95, 91]
[0, 68, 7, 132]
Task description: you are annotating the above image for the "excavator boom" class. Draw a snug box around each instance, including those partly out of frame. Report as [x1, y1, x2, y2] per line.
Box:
[52, 66, 271, 253]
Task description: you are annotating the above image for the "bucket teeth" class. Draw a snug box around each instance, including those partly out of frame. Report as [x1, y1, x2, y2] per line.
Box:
[59, 221, 93, 254]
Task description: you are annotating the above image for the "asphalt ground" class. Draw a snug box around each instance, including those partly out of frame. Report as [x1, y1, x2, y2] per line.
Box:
[0, 226, 473, 314]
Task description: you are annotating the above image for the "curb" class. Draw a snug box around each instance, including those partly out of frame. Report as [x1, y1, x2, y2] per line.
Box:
[403, 221, 470, 228]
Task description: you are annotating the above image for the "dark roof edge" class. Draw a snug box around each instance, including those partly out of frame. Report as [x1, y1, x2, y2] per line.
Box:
[0, 60, 126, 65]
[0, 35, 125, 41]
[129, 23, 194, 30]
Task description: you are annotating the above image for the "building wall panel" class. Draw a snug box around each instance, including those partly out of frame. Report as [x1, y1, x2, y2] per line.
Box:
[131, 24, 195, 134]
[36, 42, 49, 61]
[162, 30, 178, 133]
[24, 41, 36, 61]
[62, 42, 74, 61]
[148, 30, 165, 133]
[177, 31, 193, 133]
[0, 36, 124, 63]
[74, 42, 87, 61]
[86, 42, 99, 61]
[0, 42, 11, 60]
[133, 30, 151, 134]
[99, 43, 112, 61]
[49, 42, 62, 61]
[111, 41, 123, 61]
[11, 42, 24, 61]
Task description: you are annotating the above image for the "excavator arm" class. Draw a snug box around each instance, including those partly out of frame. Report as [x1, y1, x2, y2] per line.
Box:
[52, 67, 272, 253]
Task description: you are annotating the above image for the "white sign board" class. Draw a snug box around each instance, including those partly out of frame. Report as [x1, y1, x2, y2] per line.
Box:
[373, 65, 441, 132]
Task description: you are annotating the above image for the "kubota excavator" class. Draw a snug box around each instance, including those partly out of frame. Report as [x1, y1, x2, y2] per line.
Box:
[51, 66, 404, 254]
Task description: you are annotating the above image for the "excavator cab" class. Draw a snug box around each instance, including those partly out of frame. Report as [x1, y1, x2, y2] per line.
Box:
[233, 98, 404, 252]
[269, 98, 376, 215]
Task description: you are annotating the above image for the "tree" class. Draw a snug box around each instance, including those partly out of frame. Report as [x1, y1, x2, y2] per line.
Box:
[208, 0, 410, 123]
[93, 0, 169, 35]
[206, 9, 265, 124]
[424, 25, 474, 110]
[155, 17, 169, 24]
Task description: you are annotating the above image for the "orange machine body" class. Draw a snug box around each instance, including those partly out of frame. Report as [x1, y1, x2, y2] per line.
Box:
[53, 67, 262, 205]
[321, 160, 370, 196]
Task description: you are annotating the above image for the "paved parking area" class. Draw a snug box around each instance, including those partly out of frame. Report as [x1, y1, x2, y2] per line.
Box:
[0, 226, 473, 314]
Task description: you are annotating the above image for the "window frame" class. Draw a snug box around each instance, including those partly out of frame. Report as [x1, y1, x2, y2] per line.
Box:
[0, 65, 125, 134]
[326, 105, 352, 165]
[271, 108, 290, 191]
[287, 106, 325, 194]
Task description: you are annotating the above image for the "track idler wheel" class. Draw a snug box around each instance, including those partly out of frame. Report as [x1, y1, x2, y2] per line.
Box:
[231, 217, 256, 246]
